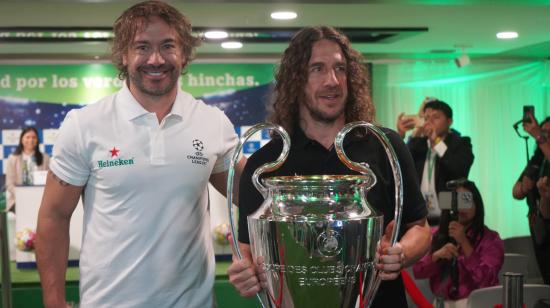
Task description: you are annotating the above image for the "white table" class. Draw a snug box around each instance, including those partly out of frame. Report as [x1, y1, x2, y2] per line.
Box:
[13, 184, 232, 268]
[14, 185, 83, 268]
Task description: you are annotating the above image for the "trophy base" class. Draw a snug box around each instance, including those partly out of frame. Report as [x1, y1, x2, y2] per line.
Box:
[248, 215, 383, 308]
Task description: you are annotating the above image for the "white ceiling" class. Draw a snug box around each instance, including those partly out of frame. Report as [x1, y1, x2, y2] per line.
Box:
[0, 0, 549, 61]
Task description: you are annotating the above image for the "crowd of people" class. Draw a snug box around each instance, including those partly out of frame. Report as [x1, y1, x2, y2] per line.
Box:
[0, 1, 545, 307]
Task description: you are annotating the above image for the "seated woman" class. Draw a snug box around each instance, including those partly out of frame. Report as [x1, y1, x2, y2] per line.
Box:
[413, 180, 504, 307]
[5, 127, 50, 212]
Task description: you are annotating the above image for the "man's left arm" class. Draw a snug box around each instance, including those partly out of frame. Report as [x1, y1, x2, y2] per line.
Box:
[377, 217, 431, 280]
[209, 157, 247, 205]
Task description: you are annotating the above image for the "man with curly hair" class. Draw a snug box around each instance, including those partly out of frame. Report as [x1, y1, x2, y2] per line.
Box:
[228, 26, 431, 307]
[35, 1, 245, 307]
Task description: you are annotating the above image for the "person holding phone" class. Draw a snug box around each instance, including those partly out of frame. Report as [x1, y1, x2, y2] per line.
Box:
[413, 181, 504, 308]
[521, 109, 550, 160]
[512, 114, 550, 285]
[396, 96, 433, 139]
[403, 100, 474, 225]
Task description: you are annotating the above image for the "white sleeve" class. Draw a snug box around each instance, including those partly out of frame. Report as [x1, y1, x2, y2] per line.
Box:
[212, 109, 239, 174]
[49, 110, 90, 186]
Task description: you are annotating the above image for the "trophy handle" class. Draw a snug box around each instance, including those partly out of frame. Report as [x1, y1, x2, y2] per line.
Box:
[334, 121, 404, 308]
[226, 123, 290, 308]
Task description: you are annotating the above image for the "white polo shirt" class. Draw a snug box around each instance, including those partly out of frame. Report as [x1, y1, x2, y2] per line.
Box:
[50, 84, 238, 308]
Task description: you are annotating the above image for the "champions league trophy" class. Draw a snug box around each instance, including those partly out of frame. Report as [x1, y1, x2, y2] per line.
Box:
[227, 122, 403, 308]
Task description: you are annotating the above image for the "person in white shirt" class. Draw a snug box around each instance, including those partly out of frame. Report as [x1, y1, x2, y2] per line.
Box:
[35, 1, 245, 307]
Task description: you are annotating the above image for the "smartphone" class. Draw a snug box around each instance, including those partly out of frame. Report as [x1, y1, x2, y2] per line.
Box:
[404, 114, 425, 128]
[438, 191, 474, 210]
[523, 105, 535, 123]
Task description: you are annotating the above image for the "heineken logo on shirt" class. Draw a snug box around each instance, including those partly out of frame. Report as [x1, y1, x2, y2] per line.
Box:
[97, 146, 135, 168]
[187, 139, 209, 166]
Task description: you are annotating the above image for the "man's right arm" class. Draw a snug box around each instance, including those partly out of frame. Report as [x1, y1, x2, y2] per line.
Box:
[36, 171, 83, 308]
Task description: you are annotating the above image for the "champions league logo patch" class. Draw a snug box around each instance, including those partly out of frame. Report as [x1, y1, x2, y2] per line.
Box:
[97, 146, 135, 169]
[187, 138, 209, 166]
[192, 139, 204, 152]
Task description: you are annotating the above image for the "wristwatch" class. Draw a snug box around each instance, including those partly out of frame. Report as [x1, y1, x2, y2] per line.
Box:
[536, 134, 547, 145]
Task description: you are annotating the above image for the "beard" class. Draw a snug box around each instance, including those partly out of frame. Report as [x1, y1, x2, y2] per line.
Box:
[303, 92, 346, 124]
[128, 64, 180, 97]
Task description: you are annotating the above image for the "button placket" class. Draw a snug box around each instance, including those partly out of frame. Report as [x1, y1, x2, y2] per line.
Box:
[149, 113, 166, 165]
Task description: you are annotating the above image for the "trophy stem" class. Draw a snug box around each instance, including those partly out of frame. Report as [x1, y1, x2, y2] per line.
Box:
[335, 121, 404, 308]
[226, 123, 291, 307]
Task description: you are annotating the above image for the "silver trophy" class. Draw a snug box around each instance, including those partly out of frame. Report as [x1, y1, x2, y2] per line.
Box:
[227, 122, 403, 308]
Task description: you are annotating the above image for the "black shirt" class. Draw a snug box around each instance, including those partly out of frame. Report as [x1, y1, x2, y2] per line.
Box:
[520, 147, 550, 214]
[407, 131, 474, 195]
[238, 125, 427, 307]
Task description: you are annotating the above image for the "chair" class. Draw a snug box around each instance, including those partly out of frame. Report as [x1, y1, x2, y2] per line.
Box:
[499, 253, 529, 284]
[503, 236, 543, 283]
[467, 284, 550, 308]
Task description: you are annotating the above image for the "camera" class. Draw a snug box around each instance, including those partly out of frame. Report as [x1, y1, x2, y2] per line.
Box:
[402, 114, 425, 128]
[438, 191, 474, 211]
[454, 54, 471, 68]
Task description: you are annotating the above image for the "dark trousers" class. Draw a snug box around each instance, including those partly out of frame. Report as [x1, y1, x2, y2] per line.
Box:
[529, 213, 550, 285]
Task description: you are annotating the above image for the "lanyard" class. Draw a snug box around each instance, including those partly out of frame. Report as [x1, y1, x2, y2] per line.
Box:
[427, 148, 436, 183]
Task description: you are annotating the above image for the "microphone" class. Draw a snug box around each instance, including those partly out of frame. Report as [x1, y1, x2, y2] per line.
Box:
[446, 178, 468, 189]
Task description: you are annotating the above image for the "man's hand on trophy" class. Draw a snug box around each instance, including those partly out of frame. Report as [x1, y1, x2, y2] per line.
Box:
[376, 220, 405, 280]
[228, 257, 262, 297]
[255, 255, 268, 289]
[227, 235, 265, 297]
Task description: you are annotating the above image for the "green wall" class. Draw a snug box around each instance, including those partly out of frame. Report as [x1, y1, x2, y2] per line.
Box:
[373, 60, 550, 239]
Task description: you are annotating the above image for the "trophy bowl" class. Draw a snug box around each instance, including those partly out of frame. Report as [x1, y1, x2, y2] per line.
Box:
[227, 122, 403, 308]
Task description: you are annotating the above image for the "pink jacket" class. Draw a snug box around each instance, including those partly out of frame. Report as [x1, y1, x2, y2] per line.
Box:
[412, 226, 504, 300]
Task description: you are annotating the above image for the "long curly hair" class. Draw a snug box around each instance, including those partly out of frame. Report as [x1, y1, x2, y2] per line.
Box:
[111, 0, 201, 80]
[268, 26, 375, 135]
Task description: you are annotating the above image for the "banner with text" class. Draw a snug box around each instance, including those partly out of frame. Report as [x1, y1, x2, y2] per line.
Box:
[0, 63, 276, 176]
